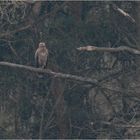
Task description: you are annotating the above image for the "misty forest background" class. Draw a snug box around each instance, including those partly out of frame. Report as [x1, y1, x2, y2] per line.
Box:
[0, 1, 140, 139]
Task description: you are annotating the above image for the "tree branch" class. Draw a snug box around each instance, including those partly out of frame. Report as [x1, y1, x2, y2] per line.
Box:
[111, 4, 135, 23]
[77, 45, 140, 55]
[100, 121, 140, 128]
[0, 62, 98, 85]
[0, 25, 31, 38]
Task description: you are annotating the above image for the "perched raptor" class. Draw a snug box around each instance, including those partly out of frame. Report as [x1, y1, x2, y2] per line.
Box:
[35, 42, 48, 69]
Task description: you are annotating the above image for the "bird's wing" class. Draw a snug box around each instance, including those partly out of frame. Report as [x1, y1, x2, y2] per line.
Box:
[44, 49, 49, 68]
[35, 50, 39, 67]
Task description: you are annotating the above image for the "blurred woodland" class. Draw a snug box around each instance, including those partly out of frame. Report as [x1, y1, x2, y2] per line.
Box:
[1, 1, 140, 139]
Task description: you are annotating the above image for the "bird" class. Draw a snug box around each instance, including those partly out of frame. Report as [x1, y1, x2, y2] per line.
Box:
[35, 42, 48, 69]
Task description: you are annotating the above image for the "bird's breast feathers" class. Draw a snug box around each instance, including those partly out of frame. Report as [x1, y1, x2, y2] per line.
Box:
[40, 52, 47, 56]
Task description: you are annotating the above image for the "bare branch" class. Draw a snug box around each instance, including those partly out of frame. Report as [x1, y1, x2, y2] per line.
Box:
[90, 120, 140, 128]
[0, 61, 98, 85]
[0, 24, 31, 38]
[77, 45, 140, 55]
[22, 0, 35, 4]
[100, 121, 140, 128]
[111, 4, 135, 23]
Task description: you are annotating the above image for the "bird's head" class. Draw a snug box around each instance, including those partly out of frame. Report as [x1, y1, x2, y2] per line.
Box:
[39, 42, 46, 48]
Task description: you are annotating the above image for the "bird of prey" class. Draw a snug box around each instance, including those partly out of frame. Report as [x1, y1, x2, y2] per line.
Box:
[35, 42, 48, 69]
